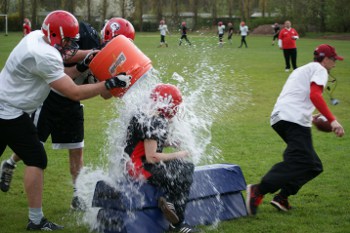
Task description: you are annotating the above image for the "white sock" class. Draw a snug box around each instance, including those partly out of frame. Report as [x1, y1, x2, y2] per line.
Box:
[29, 208, 44, 224]
[6, 157, 16, 166]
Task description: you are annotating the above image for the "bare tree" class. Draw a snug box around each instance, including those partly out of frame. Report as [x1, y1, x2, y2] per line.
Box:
[227, 0, 235, 19]
[31, 0, 38, 29]
[155, 0, 164, 23]
[20, 0, 25, 27]
[133, 0, 143, 31]
[121, 0, 126, 18]
[64, 0, 75, 14]
[1, 0, 10, 14]
[171, 0, 180, 26]
[190, 0, 199, 29]
[101, 0, 108, 23]
[212, 0, 217, 25]
[259, 0, 268, 17]
[87, 0, 92, 22]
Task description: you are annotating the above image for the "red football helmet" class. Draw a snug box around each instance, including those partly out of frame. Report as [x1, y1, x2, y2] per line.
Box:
[181, 21, 186, 26]
[41, 10, 80, 60]
[218, 21, 223, 26]
[102, 17, 135, 43]
[151, 84, 183, 119]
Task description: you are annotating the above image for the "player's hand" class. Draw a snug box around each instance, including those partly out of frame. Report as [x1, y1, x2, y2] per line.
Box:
[83, 50, 99, 66]
[76, 50, 99, 72]
[177, 151, 189, 159]
[330, 120, 345, 137]
[105, 72, 132, 90]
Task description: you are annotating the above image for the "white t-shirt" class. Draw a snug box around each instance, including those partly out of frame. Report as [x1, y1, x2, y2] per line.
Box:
[0, 30, 65, 119]
[218, 25, 225, 35]
[270, 62, 328, 127]
[159, 24, 168, 36]
[240, 25, 249, 36]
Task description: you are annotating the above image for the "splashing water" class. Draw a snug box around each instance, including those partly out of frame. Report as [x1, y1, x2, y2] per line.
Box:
[76, 48, 251, 230]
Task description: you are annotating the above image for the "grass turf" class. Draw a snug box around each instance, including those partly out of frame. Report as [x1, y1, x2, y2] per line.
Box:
[0, 32, 349, 233]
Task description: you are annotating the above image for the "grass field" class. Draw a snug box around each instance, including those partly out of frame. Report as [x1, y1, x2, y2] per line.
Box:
[0, 32, 349, 233]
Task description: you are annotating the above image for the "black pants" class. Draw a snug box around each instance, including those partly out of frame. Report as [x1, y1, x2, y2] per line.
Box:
[239, 36, 248, 47]
[179, 35, 191, 45]
[259, 120, 323, 197]
[145, 160, 194, 223]
[160, 35, 165, 43]
[283, 48, 297, 70]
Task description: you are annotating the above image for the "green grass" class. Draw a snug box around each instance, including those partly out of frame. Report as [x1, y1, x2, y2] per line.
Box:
[0, 32, 349, 233]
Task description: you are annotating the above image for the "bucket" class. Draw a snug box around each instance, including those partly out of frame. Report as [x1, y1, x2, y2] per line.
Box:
[89, 35, 152, 97]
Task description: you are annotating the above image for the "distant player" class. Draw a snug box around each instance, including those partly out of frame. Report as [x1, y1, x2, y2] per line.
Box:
[238, 21, 248, 48]
[179, 21, 191, 46]
[23, 18, 31, 36]
[217, 21, 225, 47]
[158, 19, 170, 48]
[227, 22, 234, 45]
[272, 23, 280, 45]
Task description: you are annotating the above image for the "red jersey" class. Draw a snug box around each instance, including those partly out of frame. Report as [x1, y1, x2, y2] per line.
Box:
[278, 28, 298, 49]
[23, 24, 31, 35]
[125, 113, 168, 179]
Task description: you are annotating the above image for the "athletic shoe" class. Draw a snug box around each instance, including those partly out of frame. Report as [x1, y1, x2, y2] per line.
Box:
[285, 69, 290, 72]
[26, 217, 64, 231]
[167, 223, 201, 232]
[270, 194, 292, 212]
[246, 184, 264, 215]
[70, 196, 86, 211]
[158, 196, 179, 224]
[0, 160, 16, 192]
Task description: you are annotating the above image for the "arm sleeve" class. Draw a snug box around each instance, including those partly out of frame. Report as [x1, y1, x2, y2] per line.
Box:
[310, 82, 336, 122]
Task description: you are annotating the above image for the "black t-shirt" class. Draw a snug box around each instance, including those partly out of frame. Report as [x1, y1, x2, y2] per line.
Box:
[274, 25, 280, 34]
[181, 26, 187, 35]
[125, 113, 169, 178]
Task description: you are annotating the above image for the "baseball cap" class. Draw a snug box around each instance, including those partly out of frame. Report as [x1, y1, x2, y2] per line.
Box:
[314, 44, 344, 61]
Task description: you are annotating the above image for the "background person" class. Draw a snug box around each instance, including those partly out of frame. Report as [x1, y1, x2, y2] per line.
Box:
[238, 21, 248, 48]
[272, 22, 280, 45]
[23, 18, 31, 36]
[158, 19, 170, 47]
[227, 22, 234, 45]
[246, 44, 345, 216]
[179, 21, 191, 46]
[278, 20, 299, 72]
[0, 10, 130, 230]
[217, 21, 225, 47]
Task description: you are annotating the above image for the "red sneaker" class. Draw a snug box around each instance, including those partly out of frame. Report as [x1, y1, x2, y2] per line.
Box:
[246, 184, 264, 215]
[270, 194, 292, 212]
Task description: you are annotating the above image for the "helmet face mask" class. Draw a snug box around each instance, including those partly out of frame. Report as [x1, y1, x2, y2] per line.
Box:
[54, 37, 79, 61]
[150, 84, 183, 119]
[41, 10, 80, 61]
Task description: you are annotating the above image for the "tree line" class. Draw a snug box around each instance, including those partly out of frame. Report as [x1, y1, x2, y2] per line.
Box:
[1, 0, 350, 33]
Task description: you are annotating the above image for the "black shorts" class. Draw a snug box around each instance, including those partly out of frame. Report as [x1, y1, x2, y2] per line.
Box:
[0, 114, 47, 169]
[32, 91, 84, 150]
[219, 33, 224, 41]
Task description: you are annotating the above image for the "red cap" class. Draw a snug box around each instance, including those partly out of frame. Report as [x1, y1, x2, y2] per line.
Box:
[314, 44, 344, 61]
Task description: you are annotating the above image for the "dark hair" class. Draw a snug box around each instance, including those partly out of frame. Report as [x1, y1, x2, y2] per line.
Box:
[313, 51, 325, 62]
